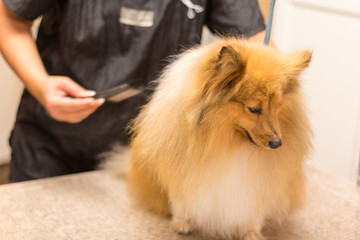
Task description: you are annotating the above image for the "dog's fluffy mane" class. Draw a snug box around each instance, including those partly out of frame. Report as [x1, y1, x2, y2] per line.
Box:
[121, 37, 312, 238]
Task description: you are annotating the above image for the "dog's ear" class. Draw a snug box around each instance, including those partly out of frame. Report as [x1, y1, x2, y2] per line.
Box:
[218, 45, 241, 66]
[282, 50, 312, 94]
[286, 50, 312, 76]
[212, 45, 245, 91]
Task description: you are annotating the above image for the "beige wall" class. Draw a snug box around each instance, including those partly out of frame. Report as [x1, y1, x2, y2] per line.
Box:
[0, 56, 22, 164]
[271, 0, 360, 184]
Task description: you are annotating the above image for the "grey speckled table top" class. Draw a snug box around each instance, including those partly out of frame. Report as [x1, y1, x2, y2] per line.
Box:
[0, 166, 359, 240]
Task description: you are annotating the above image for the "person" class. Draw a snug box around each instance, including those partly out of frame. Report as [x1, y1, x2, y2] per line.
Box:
[0, 0, 268, 182]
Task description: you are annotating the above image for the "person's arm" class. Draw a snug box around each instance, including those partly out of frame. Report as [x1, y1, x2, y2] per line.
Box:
[0, 1, 104, 123]
[248, 29, 276, 48]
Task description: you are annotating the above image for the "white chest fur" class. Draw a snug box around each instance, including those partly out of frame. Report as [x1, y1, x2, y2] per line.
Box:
[183, 149, 266, 237]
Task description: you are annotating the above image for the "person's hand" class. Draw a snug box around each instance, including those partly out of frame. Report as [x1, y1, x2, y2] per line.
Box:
[248, 30, 277, 49]
[35, 75, 105, 123]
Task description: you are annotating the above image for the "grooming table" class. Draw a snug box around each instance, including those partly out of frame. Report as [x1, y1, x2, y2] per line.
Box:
[0, 166, 359, 240]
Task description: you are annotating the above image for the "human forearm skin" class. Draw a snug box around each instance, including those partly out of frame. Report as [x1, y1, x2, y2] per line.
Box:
[0, 1, 49, 102]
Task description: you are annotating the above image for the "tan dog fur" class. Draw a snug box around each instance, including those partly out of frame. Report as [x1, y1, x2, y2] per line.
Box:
[123, 38, 312, 239]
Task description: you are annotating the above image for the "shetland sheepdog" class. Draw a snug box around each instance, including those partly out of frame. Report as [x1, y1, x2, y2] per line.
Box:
[109, 38, 312, 239]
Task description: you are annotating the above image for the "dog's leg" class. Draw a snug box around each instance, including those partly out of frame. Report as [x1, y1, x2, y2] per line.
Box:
[170, 201, 195, 235]
[171, 217, 194, 235]
[237, 218, 265, 240]
[240, 231, 264, 240]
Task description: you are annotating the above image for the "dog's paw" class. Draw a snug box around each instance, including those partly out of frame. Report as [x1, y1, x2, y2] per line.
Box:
[171, 218, 194, 235]
[240, 231, 264, 240]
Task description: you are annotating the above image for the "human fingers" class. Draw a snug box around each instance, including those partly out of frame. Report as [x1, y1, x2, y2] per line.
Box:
[48, 98, 105, 123]
[50, 96, 104, 112]
[53, 76, 96, 98]
[56, 98, 105, 113]
[37, 75, 105, 122]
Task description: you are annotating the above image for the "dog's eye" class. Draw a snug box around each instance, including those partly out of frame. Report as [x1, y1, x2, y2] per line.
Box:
[248, 107, 261, 114]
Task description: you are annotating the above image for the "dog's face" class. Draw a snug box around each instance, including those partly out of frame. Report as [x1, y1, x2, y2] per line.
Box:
[233, 91, 284, 149]
[198, 42, 312, 149]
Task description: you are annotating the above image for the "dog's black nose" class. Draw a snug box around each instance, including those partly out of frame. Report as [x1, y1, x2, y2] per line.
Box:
[268, 140, 282, 149]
